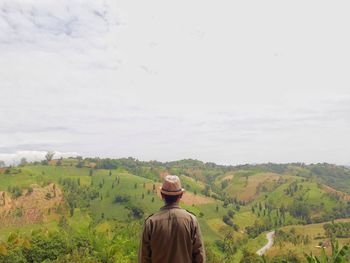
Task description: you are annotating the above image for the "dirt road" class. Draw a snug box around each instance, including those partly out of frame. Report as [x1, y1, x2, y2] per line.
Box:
[256, 231, 275, 256]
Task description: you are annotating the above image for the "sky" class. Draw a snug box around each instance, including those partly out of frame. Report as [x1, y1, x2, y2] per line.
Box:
[0, 0, 350, 165]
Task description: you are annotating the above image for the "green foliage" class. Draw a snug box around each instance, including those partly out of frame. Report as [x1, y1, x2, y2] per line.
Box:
[289, 200, 311, 222]
[304, 241, 350, 263]
[239, 249, 267, 263]
[0, 222, 141, 263]
[126, 205, 144, 219]
[23, 231, 69, 262]
[59, 178, 99, 212]
[7, 186, 22, 198]
[324, 222, 350, 238]
[246, 221, 274, 239]
[269, 251, 301, 263]
[114, 195, 130, 203]
[275, 229, 311, 247]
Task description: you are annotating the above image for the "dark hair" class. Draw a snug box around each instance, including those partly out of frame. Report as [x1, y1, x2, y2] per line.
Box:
[162, 194, 182, 204]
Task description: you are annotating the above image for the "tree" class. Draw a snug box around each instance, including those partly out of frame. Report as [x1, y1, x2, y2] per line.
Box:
[27, 187, 33, 194]
[239, 249, 266, 263]
[45, 151, 55, 163]
[56, 159, 62, 166]
[0, 160, 5, 168]
[228, 210, 235, 218]
[128, 206, 144, 219]
[19, 157, 27, 166]
[202, 185, 211, 196]
[76, 161, 84, 168]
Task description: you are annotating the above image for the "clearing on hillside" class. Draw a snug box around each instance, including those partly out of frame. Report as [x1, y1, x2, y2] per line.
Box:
[146, 182, 214, 205]
[180, 192, 215, 205]
[321, 185, 350, 201]
[226, 172, 281, 202]
[0, 183, 64, 227]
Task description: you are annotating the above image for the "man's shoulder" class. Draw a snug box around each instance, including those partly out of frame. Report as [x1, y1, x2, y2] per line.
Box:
[172, 207, 197, 217]
[144, 213, 154, 222]
[146, 206, 198, 221]
[184, 209, 198, 218]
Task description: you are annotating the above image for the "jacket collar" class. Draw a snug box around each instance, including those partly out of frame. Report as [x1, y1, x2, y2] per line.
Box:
[160, 203, 180, 211]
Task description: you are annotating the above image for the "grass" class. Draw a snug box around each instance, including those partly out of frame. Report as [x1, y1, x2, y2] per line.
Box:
[223, 172, 283, 202]
[68, 208, 92, 232]
[180, 175, 205, 193]
[233, 209, 259, 230]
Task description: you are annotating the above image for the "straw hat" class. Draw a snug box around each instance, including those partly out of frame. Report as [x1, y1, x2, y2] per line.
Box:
[160, 175, 185, 196]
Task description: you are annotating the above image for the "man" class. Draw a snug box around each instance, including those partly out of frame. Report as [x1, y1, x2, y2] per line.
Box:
[139, 175, 205, 263]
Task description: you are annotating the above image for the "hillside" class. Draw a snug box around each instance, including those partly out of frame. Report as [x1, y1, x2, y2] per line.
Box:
[0, 158, 349, 262]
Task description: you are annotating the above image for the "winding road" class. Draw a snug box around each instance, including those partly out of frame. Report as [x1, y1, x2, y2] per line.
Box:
[256, 231, 275, 256]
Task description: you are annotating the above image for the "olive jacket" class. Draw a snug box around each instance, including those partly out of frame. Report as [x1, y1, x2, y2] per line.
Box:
[138, 203, 205, 263]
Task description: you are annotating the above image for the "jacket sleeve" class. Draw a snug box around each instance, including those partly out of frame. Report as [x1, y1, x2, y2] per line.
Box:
[138, 219, 152, 263]
[192, 218, 206, 263]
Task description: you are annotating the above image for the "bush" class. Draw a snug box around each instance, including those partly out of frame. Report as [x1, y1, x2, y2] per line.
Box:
[114, 195, 130, 203]
[23, 232, 69, 262]
[127, 205, 144, 219]
[8, 186, 22, 198]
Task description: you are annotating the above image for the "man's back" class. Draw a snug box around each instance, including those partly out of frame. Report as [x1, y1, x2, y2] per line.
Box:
[139, 203, 205, 263]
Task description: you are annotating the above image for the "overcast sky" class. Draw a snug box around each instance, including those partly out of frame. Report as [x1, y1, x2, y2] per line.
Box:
[1, 0, 350, 165]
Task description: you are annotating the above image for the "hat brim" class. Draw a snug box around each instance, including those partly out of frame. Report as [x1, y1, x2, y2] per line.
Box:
[160, 187, 185, 196]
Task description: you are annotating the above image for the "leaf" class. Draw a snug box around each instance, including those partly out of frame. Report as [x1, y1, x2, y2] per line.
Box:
[334, 245, 350, 263]
[319, 247, 328, 263]
[304, 252, 316, 263]
[7, 232, 18, 243]
[0, 243, 7, 256]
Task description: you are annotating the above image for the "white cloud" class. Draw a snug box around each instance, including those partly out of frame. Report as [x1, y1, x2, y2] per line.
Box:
[0, 0, 119, 42]
[0, 151, 78, 166]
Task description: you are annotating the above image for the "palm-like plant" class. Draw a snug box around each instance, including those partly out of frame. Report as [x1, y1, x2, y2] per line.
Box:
[305, 241, 349, 263]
